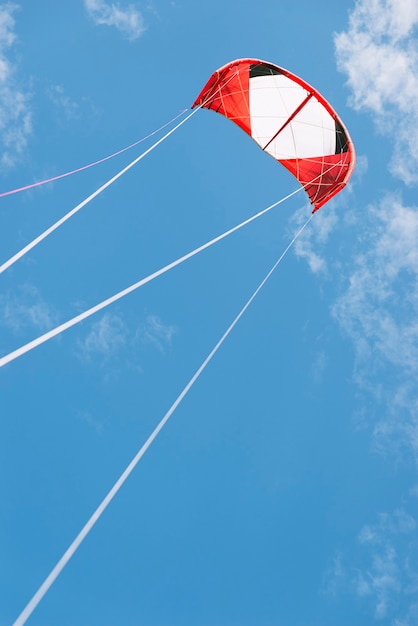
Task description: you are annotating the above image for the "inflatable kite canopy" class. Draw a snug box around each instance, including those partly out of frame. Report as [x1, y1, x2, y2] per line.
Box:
[192, 59, 355, 212]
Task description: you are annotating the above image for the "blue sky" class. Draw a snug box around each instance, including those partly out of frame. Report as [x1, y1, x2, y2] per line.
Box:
[1, 1, 418, 624]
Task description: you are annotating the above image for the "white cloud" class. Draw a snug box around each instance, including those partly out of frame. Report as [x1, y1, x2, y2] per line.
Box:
[310, 350, 327, 384]
[0, 3, 32, 169]
[76, 409, 104, 434]
[0, 284, 55, 334]
[325, 508, 418, 622]
[335, 0, 418, 184]
[355, 545, 400, 619]
[75, 312, 176, 374]
[84, 0, 146, 40]
[292, 204, 338, 275]
[331, 193, 418, 457]
[76, 313, 127, 361]
[0, 4, 16, 52]
[394, 605, 418, 626]
[359, 510, 416, 544]
[319, 1, 418, 460]
[321, 551, 346, 597]
[353, 509, 418, 620]
[47, 84, 79, 120]
[137, 314, 177, 354]
[287, 3, 418, 467]
[333, 196, 418, 372]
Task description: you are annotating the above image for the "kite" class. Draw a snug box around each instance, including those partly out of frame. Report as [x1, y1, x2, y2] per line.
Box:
[193, 58, 355, 211]
[8, 59, 356, 626]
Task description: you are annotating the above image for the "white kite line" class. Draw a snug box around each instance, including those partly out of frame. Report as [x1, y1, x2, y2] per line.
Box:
[0, 110, 188, 199]
[0, 186, 306, 368]
[0, 109, 197, 275]
[12, 213, 313, 626]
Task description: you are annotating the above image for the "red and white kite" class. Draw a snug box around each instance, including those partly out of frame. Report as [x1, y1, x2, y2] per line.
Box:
[193, 58, 355, 212]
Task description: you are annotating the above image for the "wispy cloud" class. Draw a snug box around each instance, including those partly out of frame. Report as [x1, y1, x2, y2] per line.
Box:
[324, 508, 418, 623]
[287, 0, 418, 460]
[45, 83, 99, 130]
[0, 3, 32, 169]
[76, 313, 128, 362]
[76, 312, 176, 370]
[333, 194, 418, 370]
[47, 84, 80, 120]
[355, 509, 418, 621]
[321, 6, 418, 619]
[322, 551, 346, 598]
[76, 409, 104, 434]
[325, 189, 418, 460]
[334, 0, 418, 184]
[0, 284, 55, 335]
[292, 204, 339, 275]
[84, 0, 146, 40]
[137, 314, 177, 354]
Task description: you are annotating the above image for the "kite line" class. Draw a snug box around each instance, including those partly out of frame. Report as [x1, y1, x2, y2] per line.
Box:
[0, 185, 307, 368]
[0, 110, 188, 199]
[12, 212, 313, 626]
[0, 109, 196, 275]
[0, 72, 241, 277]
[0, 70, 246, 276]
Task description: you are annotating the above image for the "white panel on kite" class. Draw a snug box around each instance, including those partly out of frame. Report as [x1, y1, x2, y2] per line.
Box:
[290, 98, 336, 154]
[249, 74, 308, 152]
[250, 76, 337, 160]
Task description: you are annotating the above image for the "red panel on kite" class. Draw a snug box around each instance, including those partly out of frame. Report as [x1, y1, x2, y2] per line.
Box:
[192, 59, 355, 212]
